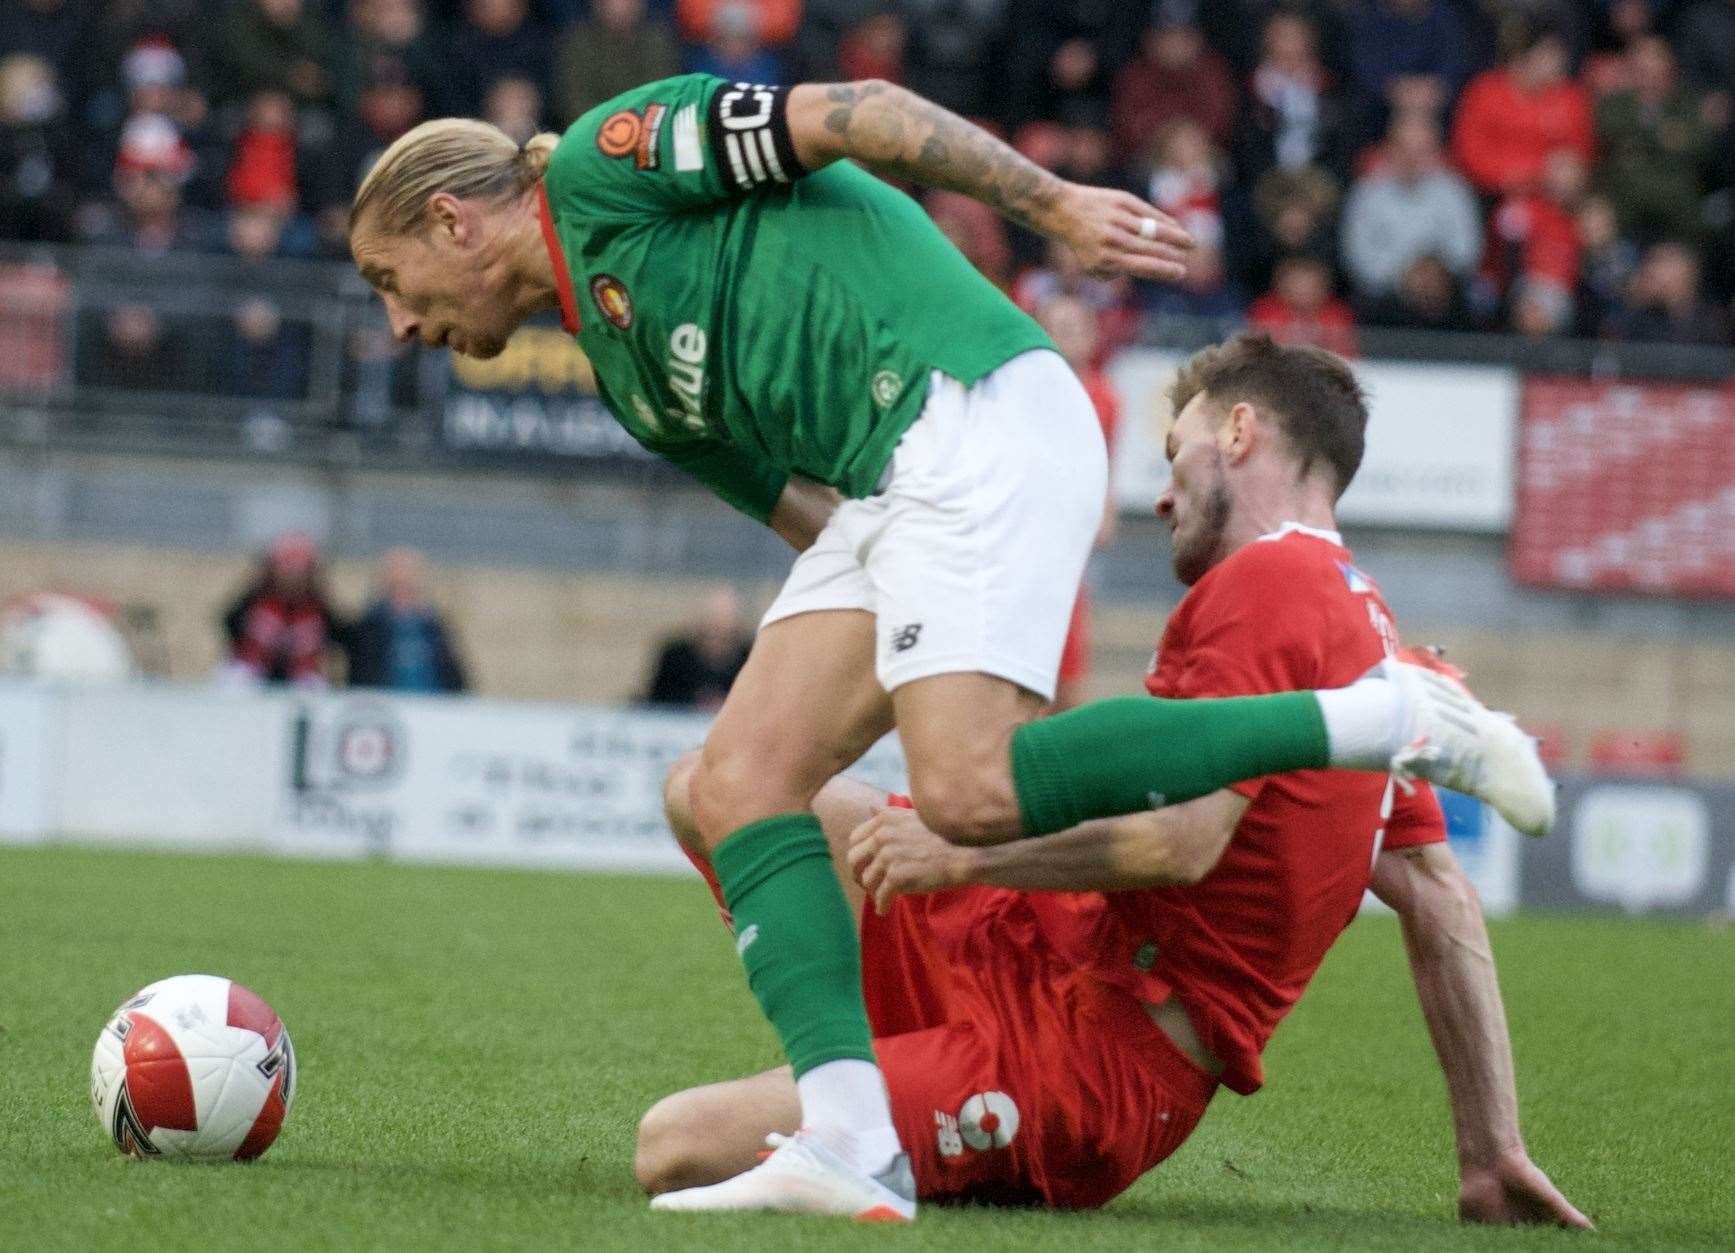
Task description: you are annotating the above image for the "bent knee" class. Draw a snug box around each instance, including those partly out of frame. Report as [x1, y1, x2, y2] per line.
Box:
[634, 1094, 703, 1195]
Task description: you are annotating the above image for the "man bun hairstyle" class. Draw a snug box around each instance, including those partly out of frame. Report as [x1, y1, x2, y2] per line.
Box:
[350, 119, 560, 238]
[1168, 331, 1368, 499]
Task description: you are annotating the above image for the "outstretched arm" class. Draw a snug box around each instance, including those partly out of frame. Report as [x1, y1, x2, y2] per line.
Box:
[784, 80, 1193, 283]
[847, 789, 1247, 914]
[1370, 843, 1592, 1229]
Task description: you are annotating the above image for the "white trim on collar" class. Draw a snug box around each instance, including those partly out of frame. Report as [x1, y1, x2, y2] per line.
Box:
[1255, 521, 1343, 546]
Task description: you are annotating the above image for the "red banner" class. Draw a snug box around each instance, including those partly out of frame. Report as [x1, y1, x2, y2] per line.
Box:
[1512, 378, 1735, 597]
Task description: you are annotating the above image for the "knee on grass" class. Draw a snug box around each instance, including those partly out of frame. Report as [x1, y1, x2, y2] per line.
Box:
[633, 1093, 712, 1195]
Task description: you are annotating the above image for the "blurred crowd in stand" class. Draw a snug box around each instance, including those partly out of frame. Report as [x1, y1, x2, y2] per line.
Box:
[220, 532, 468, 691]
[0, 0, 1725, 370]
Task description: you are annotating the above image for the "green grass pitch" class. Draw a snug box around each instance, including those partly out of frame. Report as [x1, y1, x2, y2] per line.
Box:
[1, 846, 1730, 1252]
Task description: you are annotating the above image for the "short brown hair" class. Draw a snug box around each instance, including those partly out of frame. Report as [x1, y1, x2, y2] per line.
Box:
[1168, 332, 1368, 498]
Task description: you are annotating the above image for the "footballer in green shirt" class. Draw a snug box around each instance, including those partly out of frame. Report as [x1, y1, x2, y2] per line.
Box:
[348, 74, 1554, 1223]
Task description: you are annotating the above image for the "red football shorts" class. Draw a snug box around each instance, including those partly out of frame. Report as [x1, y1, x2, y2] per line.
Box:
[860, 882, 1218, 1208]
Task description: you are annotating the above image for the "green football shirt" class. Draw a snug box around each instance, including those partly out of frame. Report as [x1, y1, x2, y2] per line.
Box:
[536, 74, 1054, 523]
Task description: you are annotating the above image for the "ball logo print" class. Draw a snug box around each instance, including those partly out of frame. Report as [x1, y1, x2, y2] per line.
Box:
[958, 1091, 1019, 1151]
[871, 370, 903, 409]
[89, 975, 297, 1161]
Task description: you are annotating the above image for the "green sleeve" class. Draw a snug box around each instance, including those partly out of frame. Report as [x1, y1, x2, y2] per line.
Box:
[551, 74, 802, 220]
[661, 441, 789, 527]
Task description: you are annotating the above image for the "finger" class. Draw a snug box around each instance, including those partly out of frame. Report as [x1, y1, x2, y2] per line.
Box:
[845, 833, 876, 875]
[1113, 207, 1194, 251]
[1095, 248, 1189, 284]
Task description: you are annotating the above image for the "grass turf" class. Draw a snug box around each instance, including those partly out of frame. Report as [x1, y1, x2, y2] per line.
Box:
[0, 846, 1729, 1252]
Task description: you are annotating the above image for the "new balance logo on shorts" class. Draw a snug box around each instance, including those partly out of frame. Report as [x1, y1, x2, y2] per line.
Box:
[891, 624, 923, 653]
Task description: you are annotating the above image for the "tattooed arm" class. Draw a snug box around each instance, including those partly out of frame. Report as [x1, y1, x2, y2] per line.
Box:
[783, 80, 1193, 282]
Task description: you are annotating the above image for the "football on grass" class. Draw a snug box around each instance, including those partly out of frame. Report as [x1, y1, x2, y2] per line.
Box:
[90, 974, 296, 1161]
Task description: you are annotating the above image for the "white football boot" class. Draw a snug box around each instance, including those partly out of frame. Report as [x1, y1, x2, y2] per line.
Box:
[1385, 659, 1556, 838]
[649, 1130, 917, 1223]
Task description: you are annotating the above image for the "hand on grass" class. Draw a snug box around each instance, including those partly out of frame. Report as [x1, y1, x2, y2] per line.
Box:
[1459, 1147, 1593, 1230]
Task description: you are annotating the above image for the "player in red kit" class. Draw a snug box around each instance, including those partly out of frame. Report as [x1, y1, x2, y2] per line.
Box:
[639, 334, 1588, 1228]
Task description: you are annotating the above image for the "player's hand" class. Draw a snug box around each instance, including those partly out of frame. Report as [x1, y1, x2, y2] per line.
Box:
[1048, 182, 1193, 284]
[846, 806, 978, 915]
[1458, 1147, 1593, 1229]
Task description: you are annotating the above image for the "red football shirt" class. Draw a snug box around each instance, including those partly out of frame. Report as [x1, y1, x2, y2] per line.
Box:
[1053, 524, 1445, 1094]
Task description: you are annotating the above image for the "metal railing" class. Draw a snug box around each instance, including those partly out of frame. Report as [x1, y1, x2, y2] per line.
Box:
[0, 243, 1731, 472]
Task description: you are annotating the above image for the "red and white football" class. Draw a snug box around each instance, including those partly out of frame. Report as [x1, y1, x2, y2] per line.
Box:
[89, 974, 296, 1161]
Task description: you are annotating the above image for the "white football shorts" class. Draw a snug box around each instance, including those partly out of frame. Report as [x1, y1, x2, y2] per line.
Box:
[761, 348, 1109, 701]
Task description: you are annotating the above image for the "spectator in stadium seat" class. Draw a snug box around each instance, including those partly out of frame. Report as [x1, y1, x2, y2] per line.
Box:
[77, 302, 205, 392]
[1340, 113, 1481, 303]
[217, 206, 315, 402]
[74, 34, 225, 216]
[642, 586, 752, 712]
[346, 548, 468, 693]
[1360, 253, 1476, 331]
[678, 0, 802, 48]
[1141, 118, 1227, 258]
[1234, 9, 1349, 187]
[220, 0, 337, 107]
[1582, 0, 1657, 98]
[336, 0, 443, 117]
[1110, 12, 1237, 162]
[1249, 253, 1359, 356]
[0, 54, 76, 243]
[552, 0, 681, 125]
[1596, 36, 1716, 244]
[687, 2, 785, 84]
[1343, 0, 1470, 143]
[1612, 240, 1732, 344]
[900, 0, 1007, 118]
[306, 59, 424, 255]
[1573, 192, 1640, 335]
[1451, 24, 1594, 196]
[1509, 274, 1575, 338]
[1144, 241, 1243, 327]
[77, 114, 220, 254]
[999, 0, 1142, 131]
[1484, 147, 1587, 315]
[835, 4, 905, 83]
[225, 91, 301, 212]
[444, 0, 549, 118]
[219, 532, 347, 690]
[1239, 163, 1340, 299]
[482, 76, 543, 147]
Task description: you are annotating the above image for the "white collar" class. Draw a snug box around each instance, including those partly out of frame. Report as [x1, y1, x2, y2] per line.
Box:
[1256, 520, 1343, 546]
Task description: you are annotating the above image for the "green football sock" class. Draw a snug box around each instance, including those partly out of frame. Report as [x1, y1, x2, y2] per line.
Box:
[1011, 691, 1329, 834]
[711, 812, 875, 1078]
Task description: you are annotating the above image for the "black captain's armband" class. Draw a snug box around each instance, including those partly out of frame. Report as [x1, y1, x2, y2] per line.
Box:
[708, 81, 807, 193]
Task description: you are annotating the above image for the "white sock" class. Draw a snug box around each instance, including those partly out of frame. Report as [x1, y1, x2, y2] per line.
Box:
[1316, 671, 1408, 770]
[796, 1059, 902, 1173]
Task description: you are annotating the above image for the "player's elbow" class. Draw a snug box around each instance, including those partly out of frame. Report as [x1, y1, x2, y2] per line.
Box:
[1158, 834, 1222, 886]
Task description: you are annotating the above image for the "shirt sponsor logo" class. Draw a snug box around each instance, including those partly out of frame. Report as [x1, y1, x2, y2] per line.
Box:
[672, 104, 703, 172]
[596, 104, 665, 170]
[665, 322, 708, 433]
[590, 274, 634, 329]
[958, 1091, 1019, 1151]
[871, 369, 903, 409]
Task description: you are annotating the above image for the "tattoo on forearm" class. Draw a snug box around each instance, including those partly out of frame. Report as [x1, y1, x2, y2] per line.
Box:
[823, 82, 1063, 233]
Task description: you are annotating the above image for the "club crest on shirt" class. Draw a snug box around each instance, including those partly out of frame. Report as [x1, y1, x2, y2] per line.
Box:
[595, 104, 665, 170]
[590, 274, 633, 329]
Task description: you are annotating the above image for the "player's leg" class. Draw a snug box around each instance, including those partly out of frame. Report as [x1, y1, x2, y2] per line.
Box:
[636, 1069, 800, 1196]
[872, 351, 1550, 843]
[660, 602, 920, 1218]
[664, 747, 887, 926]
